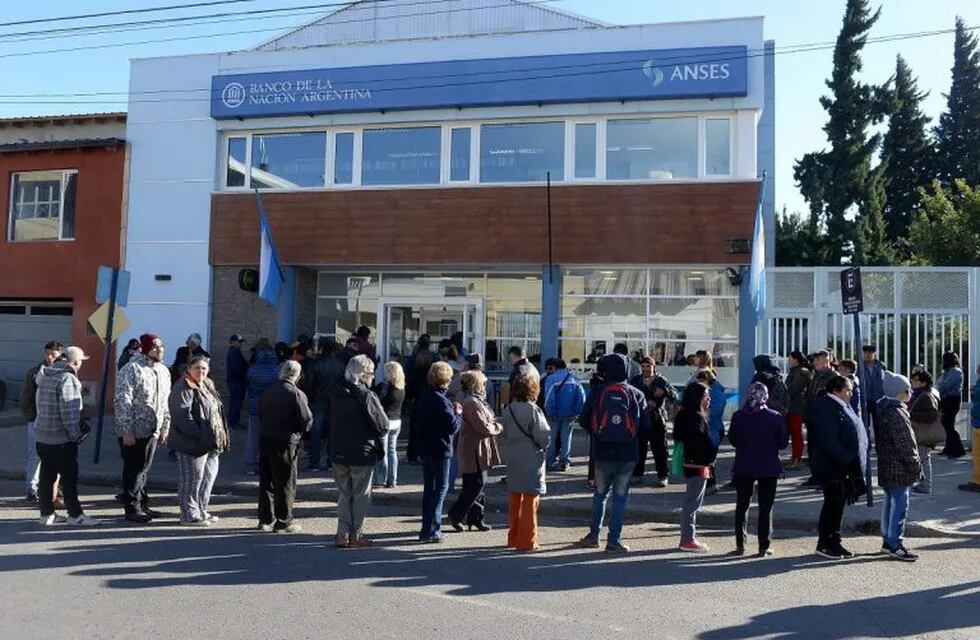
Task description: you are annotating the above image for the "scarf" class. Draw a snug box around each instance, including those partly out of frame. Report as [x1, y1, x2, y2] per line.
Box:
[743, 381, 769, 412]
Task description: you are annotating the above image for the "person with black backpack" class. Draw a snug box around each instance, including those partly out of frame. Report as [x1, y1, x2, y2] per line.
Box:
[575, 353, 648, 554]
[751, 355, 790, 418]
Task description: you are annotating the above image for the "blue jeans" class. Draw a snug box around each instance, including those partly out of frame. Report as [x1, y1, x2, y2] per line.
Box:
[881, 486, 910, 550]
[307, 409, 331, 469]
[227, 381, 246, 428]
[448, 455, 459, 493]
[25, 420, 39, 494]
[420, 456, 451, 540]
[374, 420, 401, 486]
[547, 416, 575, 466]
[590, 459, 635, 545]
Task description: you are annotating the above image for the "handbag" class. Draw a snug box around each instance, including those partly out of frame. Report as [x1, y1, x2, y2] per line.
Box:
[671, 440, 685, 477]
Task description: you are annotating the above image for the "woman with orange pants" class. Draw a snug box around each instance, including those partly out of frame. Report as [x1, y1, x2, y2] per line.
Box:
[501, 372, 550, 551]
[785, 351, 812, 468]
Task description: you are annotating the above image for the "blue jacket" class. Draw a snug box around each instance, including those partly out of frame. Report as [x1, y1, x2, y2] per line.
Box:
[807, 394, 862, 481]
[938, 367, 964, 398]
[543, 369, 586, 419]
[708, 380, 727, 448]
[246, 348, 279, 416]
[972, 380, 980, 428]
[862, 360, 886, 403]
[417, 387, 462, 459]
[579, 354, 648, 463]
[226, 346, 249, 385]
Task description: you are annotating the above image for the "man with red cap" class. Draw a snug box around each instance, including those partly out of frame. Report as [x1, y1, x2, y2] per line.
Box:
[113, 333, 172, 523]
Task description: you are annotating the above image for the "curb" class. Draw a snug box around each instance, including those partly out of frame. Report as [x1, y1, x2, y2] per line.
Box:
[3, 469, 973, 539]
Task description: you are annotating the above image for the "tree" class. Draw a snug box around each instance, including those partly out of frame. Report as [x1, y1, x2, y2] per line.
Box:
[880, 55, 934, 257]
[908, 180, 980, 265]
[854, 167, 895, 265]
[935, 18, 980, 187]
[794, 0, 891, 264]
[775, 207, 824, 266]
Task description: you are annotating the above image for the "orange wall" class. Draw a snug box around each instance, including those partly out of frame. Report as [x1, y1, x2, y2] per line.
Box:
[0, 144, 126, 389]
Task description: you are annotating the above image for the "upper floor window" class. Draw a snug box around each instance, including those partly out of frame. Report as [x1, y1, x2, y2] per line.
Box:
[606, 117, 698, 180]
[362, 126, 441, 186]
[479, 121, 564, 183]
[251, 132, 326, 189]
[8, 170, 77, 242]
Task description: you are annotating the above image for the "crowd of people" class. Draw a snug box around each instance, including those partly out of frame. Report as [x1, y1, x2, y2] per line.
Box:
[18, 331, 980, 562]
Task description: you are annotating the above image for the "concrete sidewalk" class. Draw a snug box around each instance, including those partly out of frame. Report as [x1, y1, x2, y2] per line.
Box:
[0, 418, 977, 538]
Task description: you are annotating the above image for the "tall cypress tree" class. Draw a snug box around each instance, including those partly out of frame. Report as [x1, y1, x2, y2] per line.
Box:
[881, 55, 934, 256]
[794, 0, 890, 264]
[855, 167, 896, 265]
[935, 17, 980, 187]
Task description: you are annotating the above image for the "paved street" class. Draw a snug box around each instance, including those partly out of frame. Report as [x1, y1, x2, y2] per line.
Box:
[1, 481, 978, 640]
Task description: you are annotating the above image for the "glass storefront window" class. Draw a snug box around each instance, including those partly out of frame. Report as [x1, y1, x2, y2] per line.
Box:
[561, 297, 647, 338]
[316, 297, 377, 341]
[574, 123, 596, 179]
[450, 128, 471, 182]
[381, 273, 486, 297]
[705, 118, 731, 176]
[226, 137, 246, 187]
[485, 274, 541, 299]
[334, 132, 354, 184]
[251, 132, 326, 189]
[480, 122, 564, 183]
[317, 273, 381, 297]
[649, 269, 737, 296]
[486, 299, 541, 338]
[648, 298, 738, 341]
[606, 117, 698, 180]
[361, 126, 441, 185]
[562, 269, 647, 296]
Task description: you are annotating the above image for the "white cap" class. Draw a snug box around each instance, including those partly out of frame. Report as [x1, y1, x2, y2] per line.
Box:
[63, 346, 89, 363]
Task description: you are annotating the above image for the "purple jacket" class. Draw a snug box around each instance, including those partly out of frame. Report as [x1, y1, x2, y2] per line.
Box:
[728, 406, 789, 479]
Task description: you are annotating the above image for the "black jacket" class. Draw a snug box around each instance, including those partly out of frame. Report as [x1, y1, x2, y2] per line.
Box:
[807, 394, 860, 481]
[373, 382, 405, 420]
[329, 380, 389, 466]
[580, 354, 648, 463]
[672, 408, 717, 477]
[309, 354, 344, 411]
[258, 380, 313, 446]
[628, 373, 675, 430]
[417, 387, 462, 459]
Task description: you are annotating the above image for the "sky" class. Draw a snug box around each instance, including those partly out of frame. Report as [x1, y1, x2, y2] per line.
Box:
[2, 0, 979, 215]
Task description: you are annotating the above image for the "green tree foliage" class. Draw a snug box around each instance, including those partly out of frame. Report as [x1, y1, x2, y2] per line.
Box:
[794, 0, 891, 264]
[934, 18, 980, 187]
[854, 167, 896, 265]
[909, 180, 980, 265]
[880, 55, 934, 258]
[775, 207, 824, 266]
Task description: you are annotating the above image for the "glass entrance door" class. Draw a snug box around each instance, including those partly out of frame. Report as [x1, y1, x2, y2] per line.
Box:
[381, 298, 483, 367]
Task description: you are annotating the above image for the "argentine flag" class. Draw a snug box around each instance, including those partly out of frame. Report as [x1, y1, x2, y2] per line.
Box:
[255, 188, 284, 307]
[747, 176, 767, 321]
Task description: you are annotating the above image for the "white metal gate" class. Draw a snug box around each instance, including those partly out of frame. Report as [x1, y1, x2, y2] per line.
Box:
[763, 267, 977, 440]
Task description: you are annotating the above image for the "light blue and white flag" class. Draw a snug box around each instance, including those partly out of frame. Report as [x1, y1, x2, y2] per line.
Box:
[748, 175, 767, 320]
[255, 188, 284, 307]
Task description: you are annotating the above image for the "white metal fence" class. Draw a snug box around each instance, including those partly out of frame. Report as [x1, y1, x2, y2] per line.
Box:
[764, 267, 978, 438]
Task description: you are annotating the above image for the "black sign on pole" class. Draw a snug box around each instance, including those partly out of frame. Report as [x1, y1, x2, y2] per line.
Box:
[93, 268, 119, 464]
[841, 267, 864, 315]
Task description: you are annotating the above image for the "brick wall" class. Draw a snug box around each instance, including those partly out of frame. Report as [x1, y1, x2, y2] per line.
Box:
[209, 265, 276, 394]
[210, 181, 760, 267]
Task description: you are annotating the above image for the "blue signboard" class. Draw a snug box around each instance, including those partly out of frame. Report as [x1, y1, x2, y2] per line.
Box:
[211, 46, 748, 119]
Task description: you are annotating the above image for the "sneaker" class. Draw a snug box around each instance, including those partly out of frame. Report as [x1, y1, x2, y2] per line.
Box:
[384, 483, 396, 489]
[836, 544, 855, 559]
[67, 514, 100, 527]
[349, 536, 373, 548]
[888, 545, 919, 562]
[142, 507, 167, 519]
[273, 522, 302, 534]
[758, 547, 774, 557]
[815, 547, 845, 560]
[605, 541, 630, 554]
[180, 518, 210, 527]
[730, 547, 745, 557]
[38, 514, 56, 526]
[25, 492, 38, 504]
[204, 513, 219, 523]
[575, 534, 600, 549]
[558, 462, 570, 472]
[256, 522, 273, 532]
[335, 533, 350, 548]
[879, 544, 890, 555]
[679, 540, 710, 553]
[911, 485, 931, 495]
[652, 477, 668, 488]
[422, 535, 444, 544]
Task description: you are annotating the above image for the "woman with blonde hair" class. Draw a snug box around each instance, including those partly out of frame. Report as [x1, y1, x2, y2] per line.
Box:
[373, 361, 406, 489]
[502, 373, 550, 551]
[416, 361, 462, 543]
[448, 370, 503, 532]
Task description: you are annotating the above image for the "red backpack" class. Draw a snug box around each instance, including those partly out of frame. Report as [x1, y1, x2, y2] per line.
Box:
[594, 383, 638, 443]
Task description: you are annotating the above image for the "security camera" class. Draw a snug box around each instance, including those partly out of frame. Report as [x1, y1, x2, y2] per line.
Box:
[725, 267, 744, 286]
